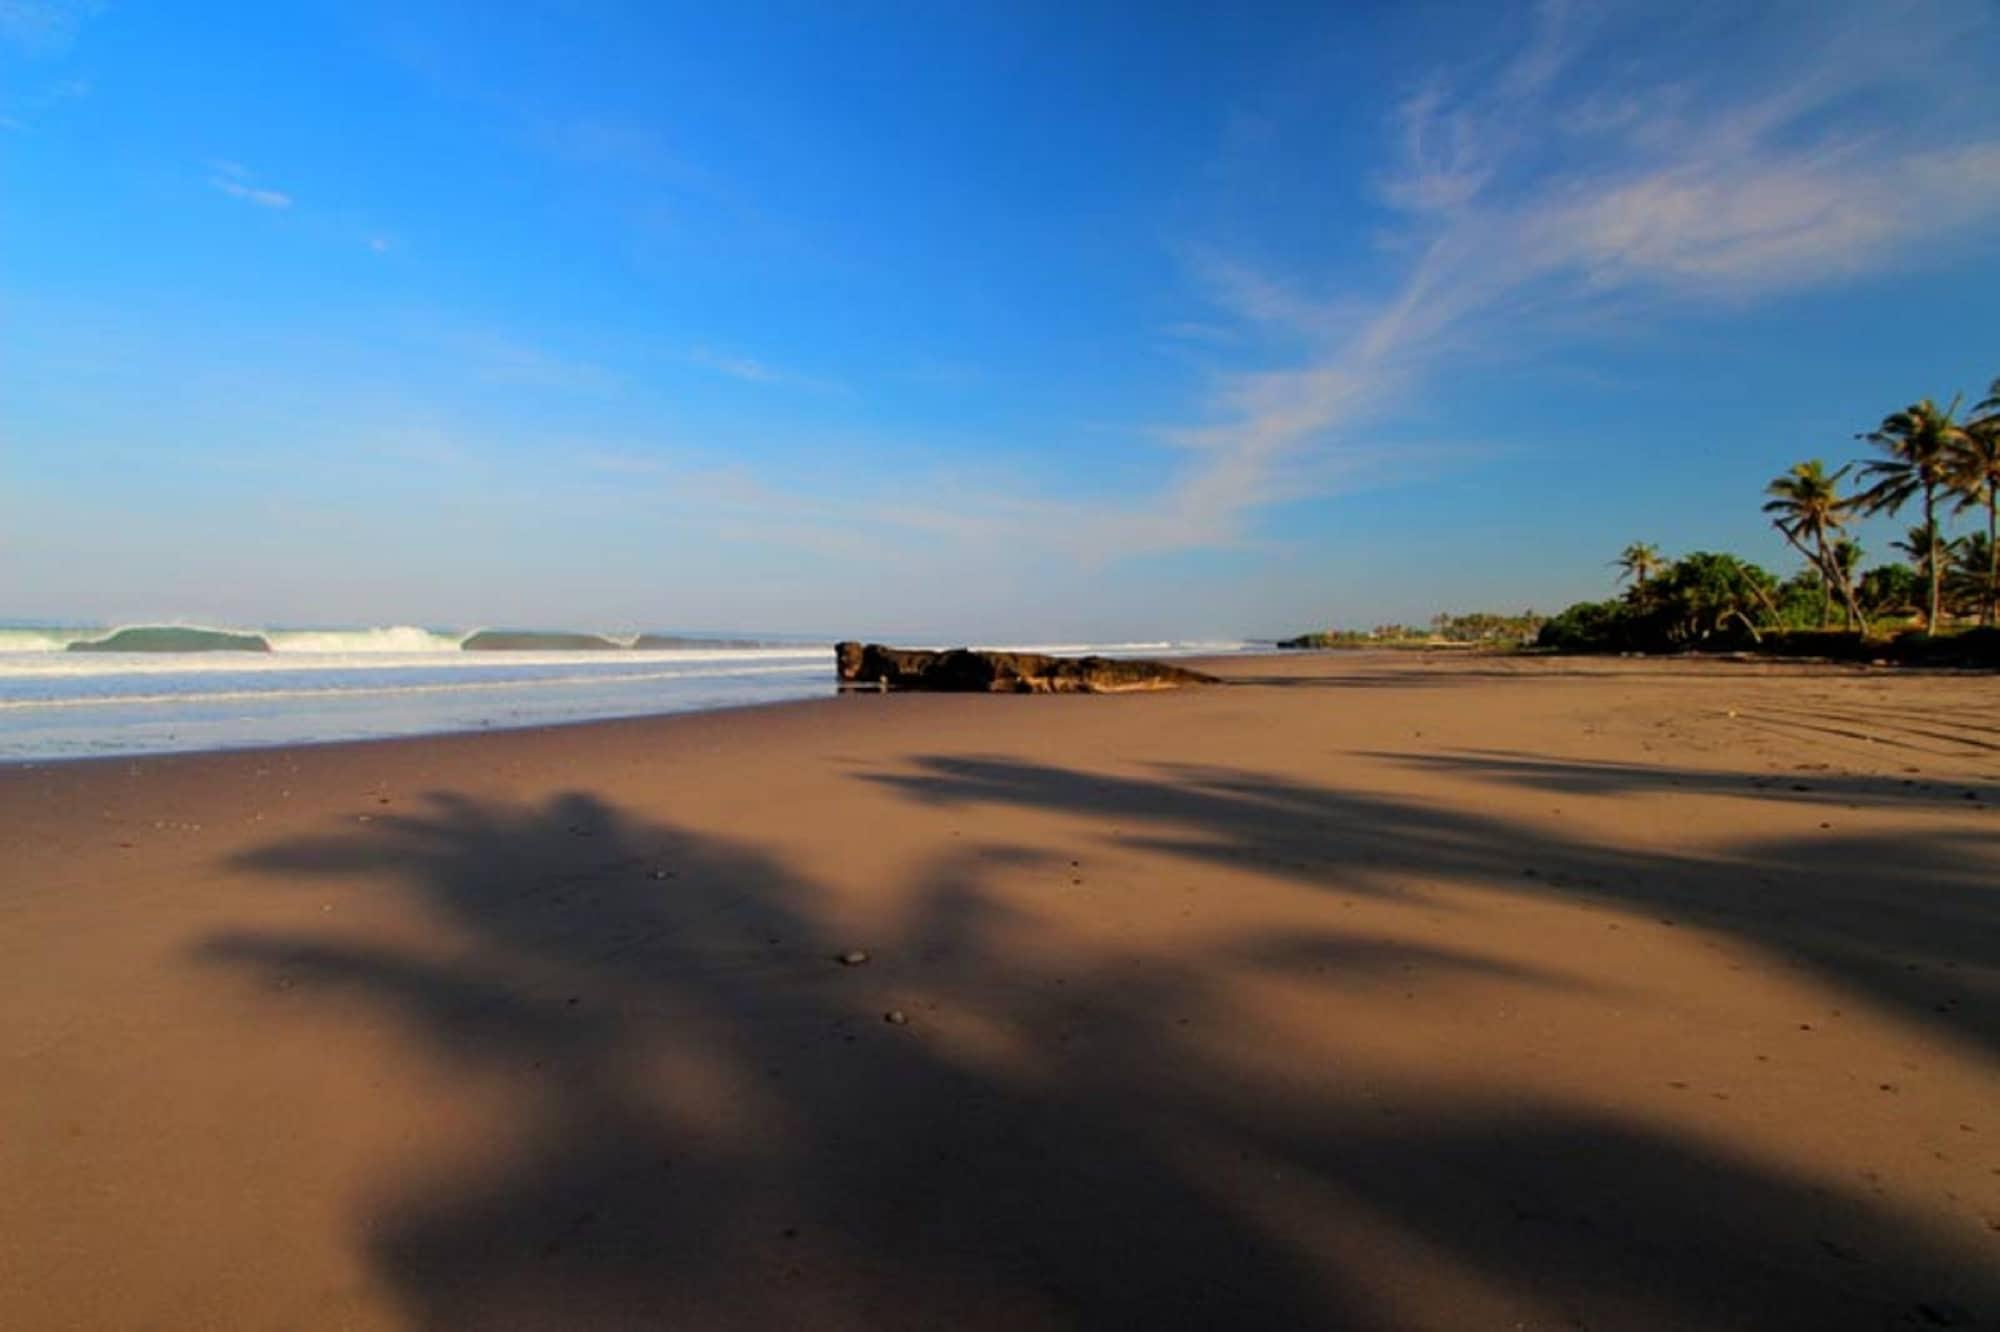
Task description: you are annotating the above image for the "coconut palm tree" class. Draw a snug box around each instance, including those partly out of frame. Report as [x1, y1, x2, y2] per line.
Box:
[1614, 542, 1663, 593]
[1893, 522, 1955, 625]
[1857, 399, 1967, 636]
[1947, 532, 1995, 621]
[1954, 380, 2000, 625]
[1830, 537, 1862, 582]
[1762, 460, 1863, 630]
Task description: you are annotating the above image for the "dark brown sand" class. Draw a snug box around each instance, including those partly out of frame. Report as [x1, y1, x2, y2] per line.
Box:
[2, 652, 1996, 1330]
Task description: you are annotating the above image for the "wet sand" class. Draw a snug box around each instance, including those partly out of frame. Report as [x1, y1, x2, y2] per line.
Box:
[2, 651, 1996, 1329]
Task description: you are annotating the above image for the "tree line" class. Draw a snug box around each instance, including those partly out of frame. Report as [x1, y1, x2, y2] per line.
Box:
[1542, 375, 2000, 655]
[1279, 611, 1546, 650]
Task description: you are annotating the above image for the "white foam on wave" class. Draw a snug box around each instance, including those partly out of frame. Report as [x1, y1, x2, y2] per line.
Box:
[265, 625, 465, 653]
[0, 628, 85, 652]
[0, 623, 282, 652]
[0, 646, 832, 680]
[0, 634, 1259, 761]
[0, 660, 827, 712]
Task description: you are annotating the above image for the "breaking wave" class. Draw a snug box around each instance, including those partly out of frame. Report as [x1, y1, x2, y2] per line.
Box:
[0, 624, 780, 655]
[0, 628, 1256, 760]
[265, 626, 466, 653]
[68, 627, 273, 653]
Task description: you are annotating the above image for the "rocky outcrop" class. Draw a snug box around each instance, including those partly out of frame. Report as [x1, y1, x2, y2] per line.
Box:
[834, 642, 1218, 693]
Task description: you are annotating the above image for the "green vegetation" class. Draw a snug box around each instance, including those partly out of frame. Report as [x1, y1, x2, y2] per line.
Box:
[1279, 611, 1545, 651]
[1538, 552, 1778, 653]
[1762, 460, 1862, 630]
[1614, 542, 1664, 591]
[1856, 399, 1966, 635]
[1539, 372, 2000, 663]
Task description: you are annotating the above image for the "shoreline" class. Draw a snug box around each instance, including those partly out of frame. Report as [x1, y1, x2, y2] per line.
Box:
[10, 643, 1961, 774]
[0, 645, 1264, 768]
[4, 650, 1995, 1329]
[0, 685, 849, 772]
[0, 649, 1287, 772]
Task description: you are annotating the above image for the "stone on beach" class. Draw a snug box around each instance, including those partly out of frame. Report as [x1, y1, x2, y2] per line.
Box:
[834, 641, 1218, 694]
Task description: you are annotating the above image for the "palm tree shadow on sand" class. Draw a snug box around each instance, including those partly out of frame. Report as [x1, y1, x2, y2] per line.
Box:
[866, 754, 2000, 1060]
[199, 786, 1997, 1330]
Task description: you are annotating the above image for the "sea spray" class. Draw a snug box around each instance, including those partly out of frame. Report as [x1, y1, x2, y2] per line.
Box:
[265, 626, 465, 653]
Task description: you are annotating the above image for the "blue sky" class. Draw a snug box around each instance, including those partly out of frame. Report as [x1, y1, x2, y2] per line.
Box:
[4, 0, 1999, 639]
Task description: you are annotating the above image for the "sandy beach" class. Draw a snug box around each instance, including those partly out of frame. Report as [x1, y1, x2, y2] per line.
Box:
[2, 650, 1996, 1330]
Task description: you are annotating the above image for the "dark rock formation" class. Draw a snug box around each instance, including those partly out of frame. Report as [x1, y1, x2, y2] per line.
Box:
[834, 642, 1218, 694]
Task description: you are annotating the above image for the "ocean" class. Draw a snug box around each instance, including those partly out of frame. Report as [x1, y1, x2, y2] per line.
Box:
[0, 625, 1253, 762]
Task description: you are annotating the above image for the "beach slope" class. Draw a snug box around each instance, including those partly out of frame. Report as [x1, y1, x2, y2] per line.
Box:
[1, 652, 1995, 1329]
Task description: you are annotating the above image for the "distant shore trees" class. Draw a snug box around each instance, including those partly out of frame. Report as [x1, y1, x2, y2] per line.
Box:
[1539, 373, 2000, 659]
[1949, 383, 2000, 626]
[1278, 611, 1546, 650]
[1283, 375, 1998, 662]
[1856, 399, 1968, 635]
[1762, 461, 1863, 630]
[1615, 542, 1664, 591]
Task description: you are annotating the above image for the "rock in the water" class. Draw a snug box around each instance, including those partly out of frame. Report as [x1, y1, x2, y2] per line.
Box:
[833, 642, 1218, 694]
[838, 950, 870, 966]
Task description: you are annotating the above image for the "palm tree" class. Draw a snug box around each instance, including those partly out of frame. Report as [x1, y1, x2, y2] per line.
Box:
[1830, 537, 1862, 583]
[1857, 399, 1967, 636]
[1893, 522, 1955, 622]
[1954, 379, 2000, 625]
[1614, 542, 1663, 593]
[1947, 532, 1994, 621]
[1762, 460, 1863, 630]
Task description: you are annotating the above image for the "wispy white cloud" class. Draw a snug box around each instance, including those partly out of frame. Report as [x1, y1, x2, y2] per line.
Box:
[212, 180, 294, 209]
[215, 4, 2000, 587]
[207, 160, 411, 258]
[1141, 0, 2000, 553]
[686, 346, 782, 383]
[1183, 249, 1359, 340]
[209, 164, 294, 211]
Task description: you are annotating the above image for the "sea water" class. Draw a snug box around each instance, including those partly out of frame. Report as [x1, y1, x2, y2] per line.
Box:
[0, 626, 1252, 762]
